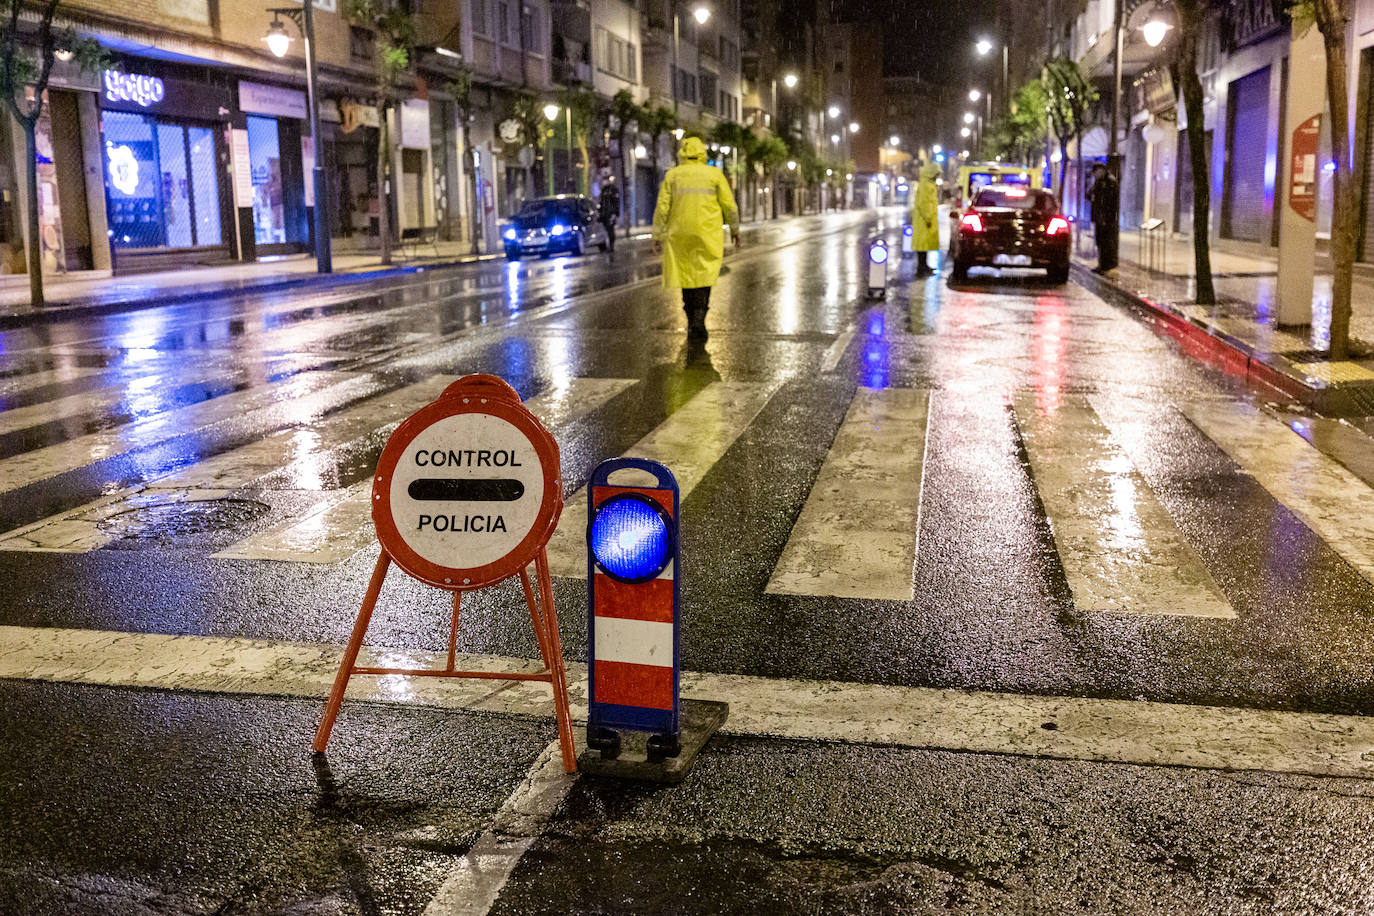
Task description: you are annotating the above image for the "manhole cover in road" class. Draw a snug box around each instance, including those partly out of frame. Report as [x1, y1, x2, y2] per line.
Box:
[99, 498, 270, 543]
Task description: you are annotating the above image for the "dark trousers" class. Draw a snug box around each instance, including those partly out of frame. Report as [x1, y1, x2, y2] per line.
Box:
[601, 221, 616, 252]
[1094, 222, 1118, 270]
[682, 286, 712, 317]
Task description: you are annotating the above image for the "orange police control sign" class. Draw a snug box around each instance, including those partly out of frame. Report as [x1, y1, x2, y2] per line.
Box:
[313, 374, 578, 771]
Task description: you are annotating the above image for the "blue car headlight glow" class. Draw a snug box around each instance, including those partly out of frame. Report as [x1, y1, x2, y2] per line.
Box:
[868, 242, 888, 265]
[504, 228, 517, 240]
[588, 494, 673, 583]
[550, 223, 567, 236]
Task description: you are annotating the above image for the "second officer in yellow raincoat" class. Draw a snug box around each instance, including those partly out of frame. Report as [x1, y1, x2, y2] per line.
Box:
[653, 136, 740, 339]
[910, 162, 941, 277]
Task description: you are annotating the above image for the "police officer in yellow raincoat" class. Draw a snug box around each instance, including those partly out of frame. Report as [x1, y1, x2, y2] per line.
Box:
[910, 162, 941, 277]
[653, 136, 740, 339]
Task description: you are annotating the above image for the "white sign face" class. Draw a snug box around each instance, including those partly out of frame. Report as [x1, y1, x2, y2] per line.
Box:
[387, 413, 547, 570]
[230, 128, 253, 207]
[400, 98, 431, 149]
[239, 81, 308, 120]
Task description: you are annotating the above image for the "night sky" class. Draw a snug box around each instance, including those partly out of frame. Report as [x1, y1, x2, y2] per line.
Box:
[829, 0, 997, 84]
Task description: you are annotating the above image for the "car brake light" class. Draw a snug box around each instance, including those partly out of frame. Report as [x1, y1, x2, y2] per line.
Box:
[960, 211, 984, 233]
[1045, 216, 1069, 236]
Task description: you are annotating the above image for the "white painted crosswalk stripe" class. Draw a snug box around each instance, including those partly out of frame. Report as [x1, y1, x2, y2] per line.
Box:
[0, 370, 373, 497]
[214, 377, 636, 564]
[3, 623, 1373, 779]
[0, 365, 104, 398]
[0, 374, 463, 551]
[544, 381, 778, 577]
[766, 387, 929, 601]
[1183, 398, 1374, 585]
[1017, 392, 1234, 618]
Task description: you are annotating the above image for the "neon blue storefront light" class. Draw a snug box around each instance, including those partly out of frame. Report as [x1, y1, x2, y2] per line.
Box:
[589, 494, 673, 583]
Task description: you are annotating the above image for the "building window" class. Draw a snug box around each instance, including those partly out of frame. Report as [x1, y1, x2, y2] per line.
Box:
[674, 68, 697, 104]
[595, 27, 637, 81]
[700, 71, 718, 113]
[471, 0, 489, 36]
[350, 26, 375, 62]
[522, 7, 542, 53]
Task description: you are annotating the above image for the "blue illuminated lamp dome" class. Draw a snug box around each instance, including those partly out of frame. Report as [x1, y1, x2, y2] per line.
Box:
[588, 494, 674, 583]
[868, 240, 889, 264]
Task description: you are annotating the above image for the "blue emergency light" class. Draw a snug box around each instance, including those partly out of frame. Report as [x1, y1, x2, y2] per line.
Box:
[868, 240, 889, 264]
[588, 494, 673, 583]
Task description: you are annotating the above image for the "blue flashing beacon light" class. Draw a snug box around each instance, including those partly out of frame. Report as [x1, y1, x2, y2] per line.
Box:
[867, 237, 889, 300]
[901, 224, 914, 259]
[588, 493, 673, 583]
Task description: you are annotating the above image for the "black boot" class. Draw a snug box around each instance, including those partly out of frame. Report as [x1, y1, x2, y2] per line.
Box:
[686, 307, 708, 339]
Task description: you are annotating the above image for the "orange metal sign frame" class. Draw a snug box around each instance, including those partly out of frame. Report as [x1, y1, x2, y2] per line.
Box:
[312, 374, 577, 772]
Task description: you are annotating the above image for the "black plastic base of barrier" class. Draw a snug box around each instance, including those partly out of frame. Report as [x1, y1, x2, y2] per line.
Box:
[578, 699, 729, 784]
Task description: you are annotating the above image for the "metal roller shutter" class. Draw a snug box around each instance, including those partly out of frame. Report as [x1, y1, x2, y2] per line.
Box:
[1361, 53, 1374, 261]
[1222, 66, 1272, 243]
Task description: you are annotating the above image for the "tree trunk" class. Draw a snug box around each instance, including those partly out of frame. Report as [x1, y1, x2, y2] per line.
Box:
[619, 127, 630, 236]
[22, 121, 42, 308]
[1177, 20, 1215, 305]
[376, 103, 392, 266]
[1057, 138, 1070, 200]
[1318, 1, 1355, 358]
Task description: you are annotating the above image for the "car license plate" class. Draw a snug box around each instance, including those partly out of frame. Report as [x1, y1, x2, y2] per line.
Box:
[994, 254, 1032, 267]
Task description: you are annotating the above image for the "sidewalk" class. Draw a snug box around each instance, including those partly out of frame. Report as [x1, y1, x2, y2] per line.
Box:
[0, 240, 504, 329]
[1073, 229, 1374, 414]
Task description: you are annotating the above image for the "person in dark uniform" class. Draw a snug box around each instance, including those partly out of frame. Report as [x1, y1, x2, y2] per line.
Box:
[1087, 162, 1119, 273]
[598, 179, 620, 254]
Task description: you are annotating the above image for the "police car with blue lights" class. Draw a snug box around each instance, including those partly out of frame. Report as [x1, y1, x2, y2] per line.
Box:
[503, 195, 610, 261]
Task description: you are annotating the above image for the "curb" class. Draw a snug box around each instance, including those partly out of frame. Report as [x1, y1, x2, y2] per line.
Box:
[1071, 262, 1374, 416]
[0, 255, 490, 331]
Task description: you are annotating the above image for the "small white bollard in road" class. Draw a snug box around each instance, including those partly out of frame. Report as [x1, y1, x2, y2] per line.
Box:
[866, 238, 889, 300]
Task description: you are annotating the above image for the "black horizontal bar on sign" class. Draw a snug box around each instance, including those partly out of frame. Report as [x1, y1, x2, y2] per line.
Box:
[407, 478, 525, 501]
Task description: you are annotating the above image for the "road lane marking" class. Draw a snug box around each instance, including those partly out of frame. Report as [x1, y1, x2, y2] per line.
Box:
[3, 624, 1374, 779]
[0, 371, 373, 497]
[0, 366, 104, 398]
[766, 388, 929, 601]
[421, 740, 575, 916]
[820, 327, 856, 373]
[1184, 399, 1374, 586]
[1016, 392, 1234, 618]
[544, 381, 778, 577]
[214, 378, 636, 564]
[0, 374, 468, 552]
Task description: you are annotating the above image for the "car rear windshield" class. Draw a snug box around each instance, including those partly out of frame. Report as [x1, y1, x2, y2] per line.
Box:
[517, 200, 578, 220]
[973, 188, 1055, 211]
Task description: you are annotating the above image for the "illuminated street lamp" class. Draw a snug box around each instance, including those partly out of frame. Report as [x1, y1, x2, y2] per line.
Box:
[693, 4, 710, 24]
[543, 102, 560, 121]
[831, 133, 841, 144]
[1141, 16, 1172, 46]
[263, 5, 330, 273]
[828, 105, 840, 118]
[848, 121, 860, 134]
[968, 88, 981, 102]
[963, 112, 975, 124]
[975, 37, 993, 56]
[932, 144, 942, 154]
[783, 73, 799, 89]
[960, 126, 971, 138]
[787, 160, 797, 170]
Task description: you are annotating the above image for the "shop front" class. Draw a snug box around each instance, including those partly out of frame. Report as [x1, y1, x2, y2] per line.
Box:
[99, 67, 235, 272]
[237, 80, 311, 257]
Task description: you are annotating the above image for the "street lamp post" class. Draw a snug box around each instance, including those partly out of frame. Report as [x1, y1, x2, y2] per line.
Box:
[265, 3, 331, 273]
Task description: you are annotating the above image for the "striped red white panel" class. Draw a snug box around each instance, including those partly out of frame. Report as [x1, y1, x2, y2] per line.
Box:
[593, 562, 674, 710]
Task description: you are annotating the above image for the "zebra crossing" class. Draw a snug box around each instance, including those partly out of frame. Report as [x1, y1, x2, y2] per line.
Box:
[3, 348, 1374, 616]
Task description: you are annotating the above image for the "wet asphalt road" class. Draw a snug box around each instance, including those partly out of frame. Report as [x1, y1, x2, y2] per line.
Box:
[2, 209, 1374, 913]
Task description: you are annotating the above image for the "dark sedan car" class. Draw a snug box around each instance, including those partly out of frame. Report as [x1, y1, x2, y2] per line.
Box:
[950, 185, 1071, 284]
[503, 195, 609, 260]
